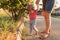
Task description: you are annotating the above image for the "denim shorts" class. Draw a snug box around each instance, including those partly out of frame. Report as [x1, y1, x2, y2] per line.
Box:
[43, 0, 55, 13]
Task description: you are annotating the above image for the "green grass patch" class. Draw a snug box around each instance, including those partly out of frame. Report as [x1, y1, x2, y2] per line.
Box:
[0, 14, 17, 32]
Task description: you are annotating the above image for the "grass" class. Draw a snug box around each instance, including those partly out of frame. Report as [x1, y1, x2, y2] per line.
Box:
[0, 13, 17, 40]
[0, 14, 16, 31]
[22, 25, 28, 40]
[0, 13, 28, 40]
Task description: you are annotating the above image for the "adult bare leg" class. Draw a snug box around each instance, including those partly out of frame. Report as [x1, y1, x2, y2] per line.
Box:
[39, 11, 51, 39]
[42, 11, 51, 33]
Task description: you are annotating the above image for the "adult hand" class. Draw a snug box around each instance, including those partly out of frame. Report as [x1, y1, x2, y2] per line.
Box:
[36, 0, 40, 4]
[27, 0, 31, 5]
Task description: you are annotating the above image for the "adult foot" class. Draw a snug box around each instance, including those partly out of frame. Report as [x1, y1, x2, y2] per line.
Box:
[39, 31, 50, 39]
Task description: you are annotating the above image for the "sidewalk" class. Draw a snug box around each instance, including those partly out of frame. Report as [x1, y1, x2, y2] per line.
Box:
[25, 15, 60, 40]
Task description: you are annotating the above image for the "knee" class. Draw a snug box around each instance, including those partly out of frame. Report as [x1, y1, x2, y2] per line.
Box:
[42, 11, 50, 17]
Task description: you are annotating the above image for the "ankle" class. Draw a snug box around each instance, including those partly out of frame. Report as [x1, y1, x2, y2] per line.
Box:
[43, 30, 50, 33]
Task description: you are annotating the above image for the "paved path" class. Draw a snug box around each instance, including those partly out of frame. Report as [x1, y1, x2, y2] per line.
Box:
[24, 15, 60, 40]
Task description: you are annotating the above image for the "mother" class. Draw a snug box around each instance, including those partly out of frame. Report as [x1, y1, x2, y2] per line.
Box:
[27, 0, 55, 39]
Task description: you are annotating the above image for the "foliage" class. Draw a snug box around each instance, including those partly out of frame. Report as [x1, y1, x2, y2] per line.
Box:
[0, 14, 16, 31]
[0, 0, 28, 40]
[0, 0, 27, 21]
[0, 14, 17, 40]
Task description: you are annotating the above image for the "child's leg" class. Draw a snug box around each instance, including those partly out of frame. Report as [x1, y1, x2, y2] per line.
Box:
[29, 19, 34, 35]
[33, 20, 38, 32]
[34, 25, 38, 32]
[42, 11, 51, 33]
[29, 19, 38, 35]
[32, 19, 39, 35]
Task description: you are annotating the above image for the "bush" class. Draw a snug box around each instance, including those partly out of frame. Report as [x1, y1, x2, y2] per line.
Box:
[0, 14, 17, 40]
[0, 14, 16, 31]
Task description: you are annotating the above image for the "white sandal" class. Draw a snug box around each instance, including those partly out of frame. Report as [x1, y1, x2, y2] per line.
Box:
[39, 31, 50, 39]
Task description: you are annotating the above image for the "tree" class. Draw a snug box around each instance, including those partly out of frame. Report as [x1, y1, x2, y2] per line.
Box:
[0, 0, 28, 40]
[0, 0, 27, 21]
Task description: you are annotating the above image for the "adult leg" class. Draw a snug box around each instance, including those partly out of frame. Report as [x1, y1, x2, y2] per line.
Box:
[39, 0, 54, 38]
[39, 10, 51, 39]
[42, 11, 51, 33]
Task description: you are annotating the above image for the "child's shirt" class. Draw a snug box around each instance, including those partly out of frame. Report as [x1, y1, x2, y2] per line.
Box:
[29, 10, 38, 19]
